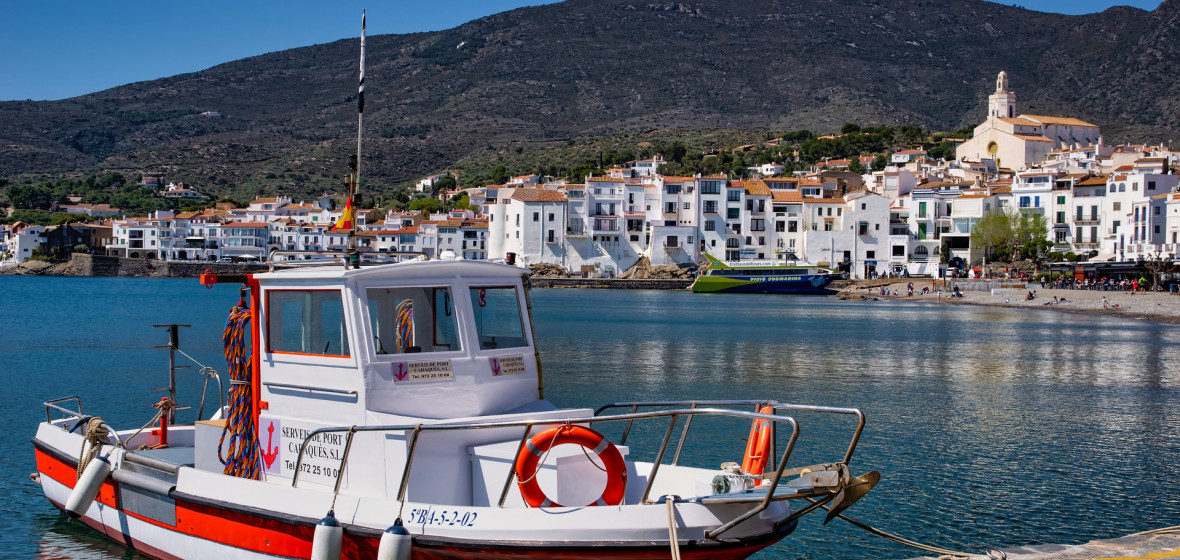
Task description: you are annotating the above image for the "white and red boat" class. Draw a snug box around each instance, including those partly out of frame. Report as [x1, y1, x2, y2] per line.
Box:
[32, 256, 877, 560]
[31, 14, 876, 559]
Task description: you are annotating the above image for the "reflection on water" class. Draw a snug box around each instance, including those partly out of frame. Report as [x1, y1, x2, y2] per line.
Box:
[535, 291, 1180, 559]
[3, 279, 1178, 560]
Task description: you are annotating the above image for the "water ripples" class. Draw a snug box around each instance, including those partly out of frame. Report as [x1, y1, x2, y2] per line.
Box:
[3, 280, 1179, 560]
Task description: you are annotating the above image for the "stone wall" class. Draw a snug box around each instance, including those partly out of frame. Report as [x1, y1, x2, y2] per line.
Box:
[34, 254, 267, 278]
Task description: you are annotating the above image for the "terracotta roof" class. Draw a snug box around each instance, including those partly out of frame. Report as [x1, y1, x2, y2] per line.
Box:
[1021, 114, 1098, 128]
[661, 176, 695, 182]
[250, 198, 280, 204]
[510, 189, 567, 203]
[464, 223, 489, 230]
[771, 191, 803, 203]
[998, 117, 1041, 127]
[763, 178, 800, 188]
[1014, 134, 1055, 143]
[801, 198, 846, 204]
[738, 180, 771, 196]
[225, 222, 269, 228]
[586, 176, 624, 183]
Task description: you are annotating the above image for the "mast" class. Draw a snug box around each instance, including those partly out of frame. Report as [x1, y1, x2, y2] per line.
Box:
[347, 10, 366, 267]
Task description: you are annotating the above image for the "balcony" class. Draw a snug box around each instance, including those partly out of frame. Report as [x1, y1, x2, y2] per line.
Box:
[1074, 217, 1101, 224]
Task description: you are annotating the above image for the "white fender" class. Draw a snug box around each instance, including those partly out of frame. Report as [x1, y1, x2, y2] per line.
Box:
[66, 455, 111, 518]
[376, 520, 412, 560]
[310, 510, 343, 560]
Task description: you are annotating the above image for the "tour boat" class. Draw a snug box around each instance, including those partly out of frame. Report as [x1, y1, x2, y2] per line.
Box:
[691, 253, 844, 294]
[31, 255, 877, 560]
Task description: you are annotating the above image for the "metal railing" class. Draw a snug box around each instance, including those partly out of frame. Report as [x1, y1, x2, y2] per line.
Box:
[291, 400, 865, 540]
[44, 396, 84, 423]
[267, 250, 429, 271]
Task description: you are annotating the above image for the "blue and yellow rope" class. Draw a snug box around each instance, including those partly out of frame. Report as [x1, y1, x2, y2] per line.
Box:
[218, 304, 260, 479]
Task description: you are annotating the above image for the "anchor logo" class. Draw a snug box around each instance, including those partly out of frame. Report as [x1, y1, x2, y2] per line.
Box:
[262, 421, 280, 469]
[394, 362, 409, 381]
[490, 357, 501, 376]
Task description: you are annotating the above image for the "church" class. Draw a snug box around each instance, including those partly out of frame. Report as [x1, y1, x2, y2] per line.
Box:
[956, 71, 1100, 170]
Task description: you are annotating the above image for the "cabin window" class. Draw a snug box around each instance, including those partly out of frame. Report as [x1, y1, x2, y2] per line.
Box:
[366, 287, 460, 355]
[267, 290, 350, 357]
[469, 287, 528, 350]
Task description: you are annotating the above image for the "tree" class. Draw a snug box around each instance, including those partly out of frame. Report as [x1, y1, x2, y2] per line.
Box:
[409, 197, 444, 214]
[840, 123, 862, 135]
[450, 192, 472, 211]
[848, 158, 866, 175]
[432, 174, 456, 197]
[490, 165, 509, 186]
[1012, 211, 1050, 260]
[8, 183, 55, 210]
[971, 209, 1050, 262]
[971, 208, 1016, 261]
[870, 155, 889, 171]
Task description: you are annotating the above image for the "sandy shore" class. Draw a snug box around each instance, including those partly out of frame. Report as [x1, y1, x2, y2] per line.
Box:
[858, 280, 1180, 324]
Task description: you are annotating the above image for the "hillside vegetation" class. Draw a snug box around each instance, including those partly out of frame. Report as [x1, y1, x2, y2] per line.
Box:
[2, 0, 1178, 201]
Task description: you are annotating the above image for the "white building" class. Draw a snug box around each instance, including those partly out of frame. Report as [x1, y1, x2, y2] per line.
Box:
[957, 71, 1100, 170]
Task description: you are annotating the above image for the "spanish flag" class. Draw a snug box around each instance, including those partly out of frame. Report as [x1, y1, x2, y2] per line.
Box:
[334, 198, 355, 230]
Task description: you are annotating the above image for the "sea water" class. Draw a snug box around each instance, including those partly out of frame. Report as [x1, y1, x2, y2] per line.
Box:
[2, 276, 1179, 559]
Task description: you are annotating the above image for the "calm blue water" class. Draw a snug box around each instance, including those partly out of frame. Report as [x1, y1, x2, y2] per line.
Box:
[3, 276, 1179, 560]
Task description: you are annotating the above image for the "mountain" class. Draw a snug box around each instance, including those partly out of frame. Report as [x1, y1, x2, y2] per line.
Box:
[2, 0, 1178, 197]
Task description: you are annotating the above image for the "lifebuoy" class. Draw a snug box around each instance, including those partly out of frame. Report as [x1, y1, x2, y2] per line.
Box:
[514, 425, 627, 507]
[742, 405, 774, 475]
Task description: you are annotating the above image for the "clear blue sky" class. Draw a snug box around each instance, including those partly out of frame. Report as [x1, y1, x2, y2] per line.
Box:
[0, 0, 1163, 101]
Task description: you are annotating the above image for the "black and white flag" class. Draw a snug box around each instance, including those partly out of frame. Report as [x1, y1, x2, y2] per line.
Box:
[358, 11, 366, 114]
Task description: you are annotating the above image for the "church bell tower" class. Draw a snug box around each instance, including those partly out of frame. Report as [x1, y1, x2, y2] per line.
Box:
[988, 71, 1017, 119]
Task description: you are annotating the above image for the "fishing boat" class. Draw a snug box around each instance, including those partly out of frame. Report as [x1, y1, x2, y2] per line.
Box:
[32, 256, 877, 560]
[691, 253, 843, 294]
[30, 14, 877, 560]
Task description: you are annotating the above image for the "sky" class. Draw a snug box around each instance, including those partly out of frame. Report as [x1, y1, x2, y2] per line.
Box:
[0, 0, 1164, 102]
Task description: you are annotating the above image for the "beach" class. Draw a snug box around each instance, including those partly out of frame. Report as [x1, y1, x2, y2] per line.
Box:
[863, 280, 1180, 324]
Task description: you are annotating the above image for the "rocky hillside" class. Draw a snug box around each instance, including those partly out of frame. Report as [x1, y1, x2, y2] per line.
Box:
[2, 0, 1178, 198]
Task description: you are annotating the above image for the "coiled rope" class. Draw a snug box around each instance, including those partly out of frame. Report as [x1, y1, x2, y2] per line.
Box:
[76, 418, 110, 480]
[218, 304, 260, 479]
[395, 299, 414, 352]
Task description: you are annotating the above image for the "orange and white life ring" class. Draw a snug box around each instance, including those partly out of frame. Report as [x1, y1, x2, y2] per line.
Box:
[742, 405, 775, 475]
[514, 425, 627, 507]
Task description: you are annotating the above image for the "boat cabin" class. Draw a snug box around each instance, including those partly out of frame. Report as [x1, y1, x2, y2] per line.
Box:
[255, 260, 546, 424]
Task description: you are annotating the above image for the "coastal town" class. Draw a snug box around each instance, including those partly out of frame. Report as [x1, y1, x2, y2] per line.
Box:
[4, 72, 1179, 286]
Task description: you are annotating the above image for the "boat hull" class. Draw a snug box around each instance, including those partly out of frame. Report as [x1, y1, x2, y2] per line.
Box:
[34, 434, 794, 560]
[691, 274, 840, 294]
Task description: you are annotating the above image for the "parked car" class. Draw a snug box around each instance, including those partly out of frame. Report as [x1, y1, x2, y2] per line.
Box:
[218, 257, 234, 263]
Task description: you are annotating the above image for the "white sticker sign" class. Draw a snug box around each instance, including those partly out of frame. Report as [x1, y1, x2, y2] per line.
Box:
[258, 416, 347, 486]
[393, 360, 454, 383]
[490, 355, 527, 376]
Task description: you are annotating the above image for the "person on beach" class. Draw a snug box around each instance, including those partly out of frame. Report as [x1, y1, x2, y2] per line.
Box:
[1102, 296, 1109, 309]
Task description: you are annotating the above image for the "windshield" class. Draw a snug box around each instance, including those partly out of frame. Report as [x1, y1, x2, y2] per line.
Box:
[367, 286, 460, 355]
[469, 287, 528, 350]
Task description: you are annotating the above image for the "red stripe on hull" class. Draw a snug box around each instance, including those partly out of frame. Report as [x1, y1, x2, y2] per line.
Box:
[35, 442, 785, 560]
